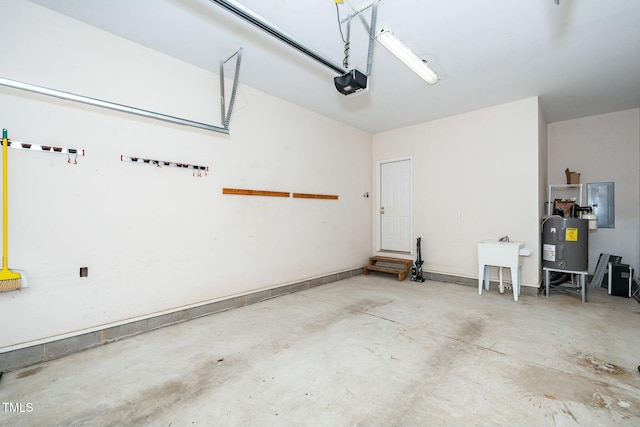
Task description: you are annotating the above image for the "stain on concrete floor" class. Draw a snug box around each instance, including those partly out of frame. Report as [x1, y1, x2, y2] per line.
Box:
[2, 276, 640, 426]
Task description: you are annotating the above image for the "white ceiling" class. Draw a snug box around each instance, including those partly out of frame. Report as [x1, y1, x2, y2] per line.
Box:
[28, 0, 640, 134]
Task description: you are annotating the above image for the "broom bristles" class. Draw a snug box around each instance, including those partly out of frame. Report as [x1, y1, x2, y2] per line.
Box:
[0, 277, 21, 292]
[0, 268, 22, 292]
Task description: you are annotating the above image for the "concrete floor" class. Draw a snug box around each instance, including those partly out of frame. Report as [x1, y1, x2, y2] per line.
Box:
[1, 274, 640, 426]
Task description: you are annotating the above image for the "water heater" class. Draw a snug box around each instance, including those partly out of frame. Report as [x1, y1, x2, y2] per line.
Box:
[542, 217, 589, 271]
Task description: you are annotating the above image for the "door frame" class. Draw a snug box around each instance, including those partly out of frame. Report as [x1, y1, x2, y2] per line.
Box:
[376, 156, 414, 254]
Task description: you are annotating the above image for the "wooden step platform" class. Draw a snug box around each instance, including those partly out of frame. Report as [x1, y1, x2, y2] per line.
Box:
[364, 256, 413, 281]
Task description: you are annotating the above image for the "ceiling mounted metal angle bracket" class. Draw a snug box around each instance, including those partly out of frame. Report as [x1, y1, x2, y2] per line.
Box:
[339, 0, 381, 25]
[209, 0, 348, 75]
[337, 0, 379, 76]
[220, 48, 243, 129]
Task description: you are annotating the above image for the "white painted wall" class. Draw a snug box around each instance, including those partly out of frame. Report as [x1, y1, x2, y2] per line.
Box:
[0, 1, 372, 349]
[3, 1, 636, 353]
[547, 109, 640, 274]
[372, 98, 543, 287]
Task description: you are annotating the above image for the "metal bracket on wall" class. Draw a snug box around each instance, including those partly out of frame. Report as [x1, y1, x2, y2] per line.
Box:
[1, 138, 85, 164]
[121, 155, 208, 177]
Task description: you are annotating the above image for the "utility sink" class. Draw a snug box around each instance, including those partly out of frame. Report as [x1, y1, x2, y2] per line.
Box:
[478, 240, 525, 302]
[477, 240, 524, 267]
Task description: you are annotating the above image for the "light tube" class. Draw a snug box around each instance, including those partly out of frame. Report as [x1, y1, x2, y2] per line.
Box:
[376, 29, 440, 85]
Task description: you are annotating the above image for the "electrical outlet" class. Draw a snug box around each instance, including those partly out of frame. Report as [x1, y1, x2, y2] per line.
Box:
[456, 212, 464, 220]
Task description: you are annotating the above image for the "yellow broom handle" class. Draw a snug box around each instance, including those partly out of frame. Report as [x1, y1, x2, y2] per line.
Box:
[2, 129, 8, 270]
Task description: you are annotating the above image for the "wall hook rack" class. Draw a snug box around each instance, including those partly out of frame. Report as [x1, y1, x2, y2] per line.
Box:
[1, 138, 85, 164]
[121, 155, 208, 177]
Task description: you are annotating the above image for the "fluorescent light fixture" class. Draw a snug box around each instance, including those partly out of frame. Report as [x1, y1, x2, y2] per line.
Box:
[376, 28, 440, 85]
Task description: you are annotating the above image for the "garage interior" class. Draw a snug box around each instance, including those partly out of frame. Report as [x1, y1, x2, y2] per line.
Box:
[1, 0, 640, 425]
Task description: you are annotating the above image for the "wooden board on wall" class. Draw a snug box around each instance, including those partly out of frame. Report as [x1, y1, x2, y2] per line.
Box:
[292, 192, 339, 200]
[222, 188, 338, 200]
[222, 188, 290, 197]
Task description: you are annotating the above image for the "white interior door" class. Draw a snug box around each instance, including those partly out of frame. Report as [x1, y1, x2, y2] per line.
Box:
[379, 158, 412, 252]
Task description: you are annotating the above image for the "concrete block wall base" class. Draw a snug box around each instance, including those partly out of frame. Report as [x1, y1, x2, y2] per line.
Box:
[0, 268, 363, 372]
[1, 268, 539, 372]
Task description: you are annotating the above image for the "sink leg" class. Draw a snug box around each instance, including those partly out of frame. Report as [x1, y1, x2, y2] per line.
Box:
[484, 265, 491, 291]
[510, 266, 520, 302]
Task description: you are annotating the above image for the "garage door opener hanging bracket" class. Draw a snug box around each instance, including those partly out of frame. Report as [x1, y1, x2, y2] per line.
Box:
[209, 0, 378, 95]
